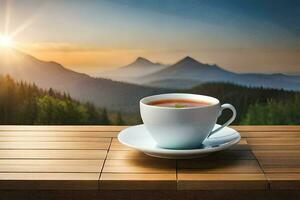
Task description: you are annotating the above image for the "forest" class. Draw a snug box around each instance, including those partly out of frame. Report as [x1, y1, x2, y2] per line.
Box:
[185, 82, 300, 125]
[0, 75, 125, 125]
[0, 75, 299, 125]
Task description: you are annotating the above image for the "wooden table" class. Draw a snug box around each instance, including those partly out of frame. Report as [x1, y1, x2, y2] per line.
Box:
[0, 125, 300, 200]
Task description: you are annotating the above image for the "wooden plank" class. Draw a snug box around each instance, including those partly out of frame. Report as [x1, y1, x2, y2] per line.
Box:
[0, 141, 110, 150]
[0, 173, 99, 190]
[231, 126, 300, 132]
[264, 160, 300, 170]
[100, 173, 176, 190]
[267, 173, 300, 190]
[0, 125, 128, 132]
[0, 160, 104, 173]
[177, 173, 267, 190]
[238, 148, 300, 174]
[239, 131, 300, 138]
[257, 159, 300, 166]
[248, 138, 300, 145]
[254, 150, 300, 159]
[0, 150, 107, 159]
[247, 138, 300, 150]
[103, 159, 176, 174]
[0, 131, 119, 138]
[263, 166, 300, 173]
[250, 146, 300, 150]
[178, 160, 263, 174]
[107, 150, 255, 160]
[253, 150, 300, 166]
[0, 137, 111, 142]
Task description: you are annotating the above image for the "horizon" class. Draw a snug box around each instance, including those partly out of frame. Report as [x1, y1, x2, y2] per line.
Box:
[0, 0, 299, 76]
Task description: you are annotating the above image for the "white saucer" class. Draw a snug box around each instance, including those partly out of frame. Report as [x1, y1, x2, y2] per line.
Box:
[118, 124, 241, 159]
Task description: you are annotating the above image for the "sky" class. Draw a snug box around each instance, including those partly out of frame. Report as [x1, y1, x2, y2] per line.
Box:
[0, 0, 299, 75]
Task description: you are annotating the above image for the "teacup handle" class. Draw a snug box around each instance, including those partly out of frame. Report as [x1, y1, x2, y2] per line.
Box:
[207, 104, 237, 138]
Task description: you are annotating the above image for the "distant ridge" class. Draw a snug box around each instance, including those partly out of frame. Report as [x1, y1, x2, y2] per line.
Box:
[130, 56, 300, 90]
[96, 55, 300, 90]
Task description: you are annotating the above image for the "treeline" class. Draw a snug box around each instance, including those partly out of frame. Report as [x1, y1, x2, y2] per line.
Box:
[185, 82, 300, 125]
[242, 95, 300, 125]
[0, 75, 124, 125]
[1, 75, 299, 125]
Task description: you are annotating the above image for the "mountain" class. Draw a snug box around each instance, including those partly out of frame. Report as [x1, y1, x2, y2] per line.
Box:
[97, 57, 168, 83]
[0, 48, 169, 112]
[138, 56, 235, 86]
[137, 56, 300, 90]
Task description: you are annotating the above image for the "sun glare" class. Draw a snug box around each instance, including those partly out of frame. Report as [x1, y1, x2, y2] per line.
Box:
[0, 35, 13, 48]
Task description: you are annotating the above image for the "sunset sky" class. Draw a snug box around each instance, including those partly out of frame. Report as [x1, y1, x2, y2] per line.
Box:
[0, 0, 299, 75]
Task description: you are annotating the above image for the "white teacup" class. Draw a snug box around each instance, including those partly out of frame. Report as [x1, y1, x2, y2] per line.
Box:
[140, 93, 236, 149]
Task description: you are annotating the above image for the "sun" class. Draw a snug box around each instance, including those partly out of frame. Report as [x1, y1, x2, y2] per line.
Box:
[0, 35, 13, 48]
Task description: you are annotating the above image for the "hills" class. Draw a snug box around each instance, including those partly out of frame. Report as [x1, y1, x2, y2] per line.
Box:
[100, 56, 300, 91]
[0, 48, 168, 112]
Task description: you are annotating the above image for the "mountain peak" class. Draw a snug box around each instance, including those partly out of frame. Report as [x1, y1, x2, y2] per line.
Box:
[175, 56, 203, 66]
[134, 57, 154, 65]
[182, 56, 195, 61]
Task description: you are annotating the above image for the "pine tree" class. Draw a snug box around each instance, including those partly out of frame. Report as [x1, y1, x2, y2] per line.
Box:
[48, 88, 55, 97]
[100, 109, 110, 125]
[116, 112, 125, 125]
